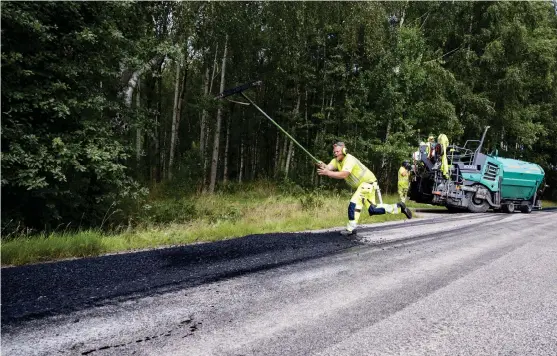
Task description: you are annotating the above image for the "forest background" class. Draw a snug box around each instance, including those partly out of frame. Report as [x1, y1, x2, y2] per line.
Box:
[3, 1, 557, 239]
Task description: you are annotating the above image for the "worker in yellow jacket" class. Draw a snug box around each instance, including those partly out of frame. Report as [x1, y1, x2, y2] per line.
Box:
[437, 134, 450, 178]
[398, 160, 411, 203]
[317, 142, 412, 236]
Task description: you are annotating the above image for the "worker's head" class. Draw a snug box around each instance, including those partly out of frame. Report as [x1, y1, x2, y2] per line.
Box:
[333, 142, 347, 161]
[428, 134, 435, 142]
[402, 160, 411, 170]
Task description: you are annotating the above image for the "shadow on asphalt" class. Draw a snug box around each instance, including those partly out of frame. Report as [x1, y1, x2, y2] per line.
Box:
[413, 208, 453, 214]
[1, 230, 361, 326]
[414, 206, 557, 214]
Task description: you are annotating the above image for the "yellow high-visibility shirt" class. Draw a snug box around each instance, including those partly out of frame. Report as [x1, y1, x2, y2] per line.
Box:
[398, 166, 409, 188]
[328, 154, 376, 189]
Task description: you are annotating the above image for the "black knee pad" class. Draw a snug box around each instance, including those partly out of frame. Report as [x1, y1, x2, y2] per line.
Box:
[348, 202, 356, 220]
[368, 205, 386, 216]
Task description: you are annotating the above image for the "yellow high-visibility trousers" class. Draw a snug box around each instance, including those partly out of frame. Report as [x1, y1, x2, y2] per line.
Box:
[346, 182, 400, 232]
[398, 185, 409, 203]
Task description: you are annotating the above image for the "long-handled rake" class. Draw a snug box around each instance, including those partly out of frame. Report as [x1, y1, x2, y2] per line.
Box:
[215, 81, 321, 165]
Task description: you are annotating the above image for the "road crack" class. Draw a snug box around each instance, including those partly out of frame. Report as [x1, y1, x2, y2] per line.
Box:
[79, 315, 201, 355]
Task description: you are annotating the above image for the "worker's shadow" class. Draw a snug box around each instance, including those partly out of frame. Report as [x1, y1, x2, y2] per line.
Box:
[2, 231, 359, 326]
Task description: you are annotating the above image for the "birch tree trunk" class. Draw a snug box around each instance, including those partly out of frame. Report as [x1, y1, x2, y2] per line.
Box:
[209, 42, 219, 95]
[123, 56, 165, 107]
[326, 93, 334, 121]
[252, 136, 258, 180]
[200, 66, 210, 161]
[380, 119, 391, 185]
[285, 88, 301, 178]
[274, 98, 283, 177]
[322, 36, 327, 112]
[168, 58, 182, 180]
[153, 67, 163, 183]
[279, 134, 288, 175]
[135, 78, 141, 165]
[285, 139, 294, 178]
[208, 35, 228, 193]
[175, 61, 188, 174]
[274, 131, 280, 175]
[201, 44, 219, 192]
[314, 127, 322, 186]
[161, 129, 167, 181]
[239, 139, 244, 183]
[223, 117, 230, 184]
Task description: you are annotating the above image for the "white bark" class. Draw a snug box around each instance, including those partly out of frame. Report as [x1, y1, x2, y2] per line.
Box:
[239, 139, 244, 183]
[274, 131, 280, 175]
[280, 133, 288, 174]
[399, 7, 406, 28]
[326, 93, 334, 121]
[209, 42, 219, 95]
[201, 44, 219, 191]
[209, 35, 228, 193]
[200, 67, 210, 159]
[135, 78, 141, 164]
[168, 58, 182, 180]
[123, 56, 164, 107]
[380, 119, 392, 184]
[285, 140, 294, 178]
[252, 136, 258, 179]
[223, 117, 230, 184]
[285, 88, 301, 177]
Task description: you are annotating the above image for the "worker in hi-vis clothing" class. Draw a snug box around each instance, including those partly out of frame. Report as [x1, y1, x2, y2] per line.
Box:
[437, 133, 450, 178]
[426, 134, 436, 160]
[317, 142, 412, 236]
[398, 160, 411, 203]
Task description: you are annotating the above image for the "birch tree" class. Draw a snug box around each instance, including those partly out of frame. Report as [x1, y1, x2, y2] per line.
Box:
[208, 34, 228, 193]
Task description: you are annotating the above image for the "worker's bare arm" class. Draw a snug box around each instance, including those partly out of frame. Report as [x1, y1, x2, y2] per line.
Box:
[317, 168, 349, 179]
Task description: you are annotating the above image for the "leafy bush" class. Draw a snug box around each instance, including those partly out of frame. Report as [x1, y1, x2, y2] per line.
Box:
[299, 189, 325, 211]
[206, 206, 242, 224]
[141, 199, 197, 224]
[278, 178, 305, 196]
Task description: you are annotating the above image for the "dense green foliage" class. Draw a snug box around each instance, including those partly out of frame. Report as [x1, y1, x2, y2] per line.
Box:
[2, 1, 557, 235]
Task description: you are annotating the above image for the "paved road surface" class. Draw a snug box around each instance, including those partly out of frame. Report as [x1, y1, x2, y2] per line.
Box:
[3, 210, 557, 355]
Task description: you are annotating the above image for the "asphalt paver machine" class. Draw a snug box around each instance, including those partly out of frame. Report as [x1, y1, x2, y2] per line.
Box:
[409, 127, 546, 213]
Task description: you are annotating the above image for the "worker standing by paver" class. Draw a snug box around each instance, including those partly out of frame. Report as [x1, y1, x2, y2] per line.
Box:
[317, 142, 412, 236]
[398, 160, 411, 203]
[437, 133, 450, 178]
[426, 134, 436, 160]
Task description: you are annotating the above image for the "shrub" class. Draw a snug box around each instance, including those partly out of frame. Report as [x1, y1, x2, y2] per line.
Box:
[142, 199, 197, 224]
[299, 189, 325, 211]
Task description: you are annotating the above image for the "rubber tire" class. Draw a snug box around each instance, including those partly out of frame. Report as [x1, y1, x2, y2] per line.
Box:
[502, 204, 515, 214]
[520, 205, 533, 214]
[467, 194, 489, 213]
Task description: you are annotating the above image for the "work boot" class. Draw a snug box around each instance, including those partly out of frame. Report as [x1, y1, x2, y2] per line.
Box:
[398, 201, 412, 219]
[340, 229, 357, 237]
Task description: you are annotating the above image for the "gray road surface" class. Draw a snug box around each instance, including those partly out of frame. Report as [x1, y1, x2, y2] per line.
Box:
[3, 210, 557, 355]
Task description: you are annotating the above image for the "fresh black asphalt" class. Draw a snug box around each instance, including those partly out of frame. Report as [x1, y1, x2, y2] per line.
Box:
[1, 230, 360, 326]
